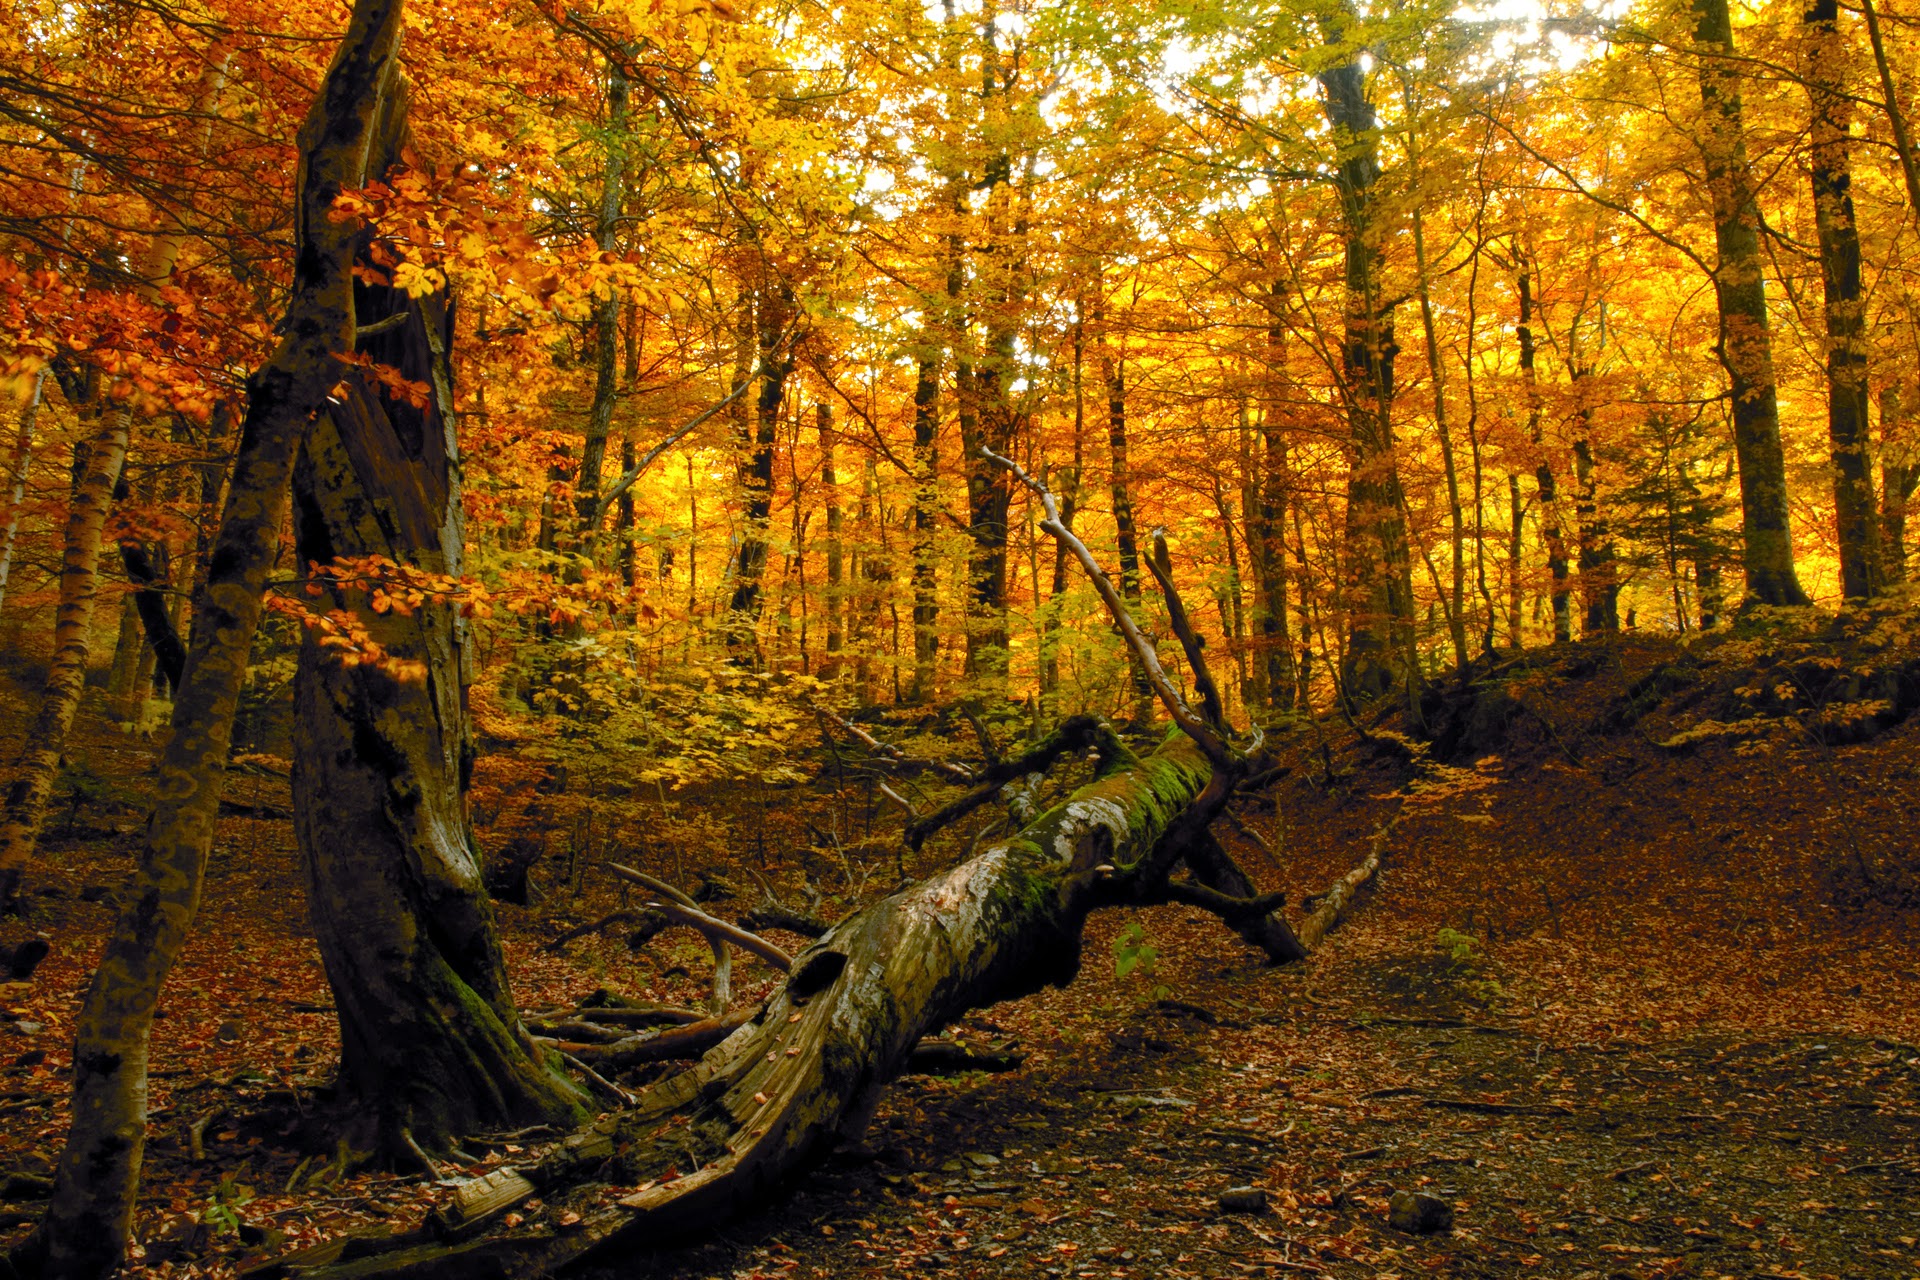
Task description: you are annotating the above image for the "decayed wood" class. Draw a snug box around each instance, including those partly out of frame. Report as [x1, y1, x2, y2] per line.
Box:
[566, 1011, 754, 1070]
[737, 906, 831, 939]
[284, 735, 1215, 1280]
[607, 870, 734, 1015]
[902, 714, 1123, 849]
[269, 428, 1397, 1280]
[904, 1037, 1026, 1075]
[983, 448, 1232, 767]
[428, 1167, 537, 1240]
[1294, 818, 1396, 951]
[563, 1004, 704, 1028]
[287, 49, 584, 1156]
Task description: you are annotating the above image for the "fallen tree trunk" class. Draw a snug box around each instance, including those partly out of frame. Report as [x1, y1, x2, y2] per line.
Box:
[265, 466, 1389, 1280]
[277, 733, 1216, 1280]
[1295, 818, 1395, 950]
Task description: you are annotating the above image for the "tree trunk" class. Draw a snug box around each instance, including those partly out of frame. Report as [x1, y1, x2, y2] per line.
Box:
[858, 456, 893, 704]
[1573, 437, 1620, 631]
[574, 60, 628, 535]
[1570, 364, 1619, 633]
[726, 288, 792, 655]
[1804, 0, 1882, 599]
[1102, 351, 1152, 724]
[1860, 0, 1920, 222]
[291, 280, 585, 1150]
[909, 350, 941, 702]
[1506, 473, 1525, 647]
[1517, 268, 1571, 642]
[0, 405, 128, 910]
[281, 731, 1313, 1280]
[1254, 412, 1295, 711]
[0, 369, 41, 615]
[1040, 319, 1085, 708]
[1318, 34, 1415, 701]
[1693, 0, 1810, 607]
[1252, 302, 1297, 711]
[960, 343, 1015, 689]
[821, 403, 843, 672]
[107, 597, 143, 723]
[1413, 202, 1466, 671]
[1211, 474, 1249, 712]
[13, 6, 410, 1275]
[1882, 387, 1915, 583]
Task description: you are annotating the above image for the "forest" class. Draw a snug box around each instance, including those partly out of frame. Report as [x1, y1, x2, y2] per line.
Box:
[0, 0, 1917, 1275]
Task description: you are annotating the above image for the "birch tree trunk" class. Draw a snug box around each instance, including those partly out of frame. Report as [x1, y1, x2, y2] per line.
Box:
[0, 405, 128, 910]
[0, 369, 42, 615]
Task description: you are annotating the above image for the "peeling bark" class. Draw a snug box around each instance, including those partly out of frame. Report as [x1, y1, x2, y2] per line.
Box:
[288, 734, 1219, 1280]
[0, 404, 128, 911]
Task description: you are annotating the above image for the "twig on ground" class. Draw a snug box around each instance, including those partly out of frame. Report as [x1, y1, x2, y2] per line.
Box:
[561, 1052, 637, 1106]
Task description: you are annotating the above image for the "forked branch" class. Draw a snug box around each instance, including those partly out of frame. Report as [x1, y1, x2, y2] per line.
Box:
[980, 447, 1233, 769]
[903, 714, 1132, 849]
[813, 704, 976, 783]
[1146, 528, 1226, 732]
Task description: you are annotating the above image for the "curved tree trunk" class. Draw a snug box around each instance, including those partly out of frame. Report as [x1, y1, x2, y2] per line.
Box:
[290, 273, 585, 1151]
[11, 6, 410, 1276]
[272, 713, 1380, 1280]
[288, 734, 1233, 1280]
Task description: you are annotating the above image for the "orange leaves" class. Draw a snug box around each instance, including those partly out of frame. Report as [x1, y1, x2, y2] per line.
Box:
[269, 555, 505, 682]
[330, 351, 432, 411]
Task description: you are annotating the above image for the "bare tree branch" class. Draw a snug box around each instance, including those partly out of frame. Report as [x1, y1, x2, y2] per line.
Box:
[981, 447, 1233, 769]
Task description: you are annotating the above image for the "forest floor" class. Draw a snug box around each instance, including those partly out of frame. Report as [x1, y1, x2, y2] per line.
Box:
[2, 628, 1919, 1280]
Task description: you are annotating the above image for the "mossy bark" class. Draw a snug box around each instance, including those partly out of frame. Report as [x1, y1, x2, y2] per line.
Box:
[1693, 0, 1809, 607]
[290, 284, 585, 1150]
[296, 736, 1217, 1280]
